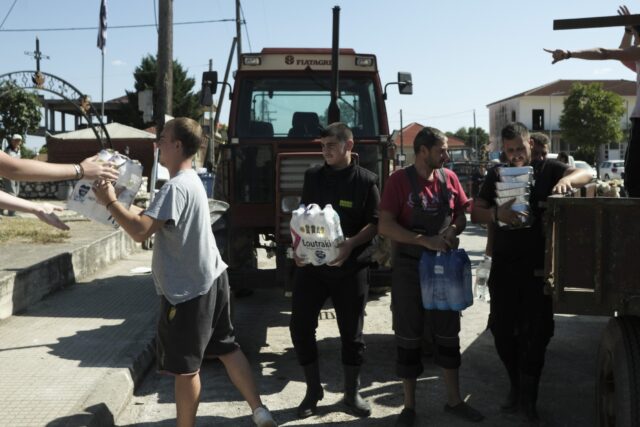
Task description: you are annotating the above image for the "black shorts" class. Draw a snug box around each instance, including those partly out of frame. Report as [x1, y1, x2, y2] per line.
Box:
[156, 271, 238, 375]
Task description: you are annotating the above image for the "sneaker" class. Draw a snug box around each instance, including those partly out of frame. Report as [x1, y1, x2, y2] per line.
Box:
[394, 408, 416, 426]
[252, 406, 277, 427]
[444, 402, 484, 422]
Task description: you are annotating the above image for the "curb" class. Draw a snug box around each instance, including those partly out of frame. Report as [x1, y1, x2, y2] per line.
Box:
[0, 228, 140, 320]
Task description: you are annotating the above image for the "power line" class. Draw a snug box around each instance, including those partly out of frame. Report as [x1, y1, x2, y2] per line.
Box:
[0, 18, 236, 33]
[0, 0, 19, 30]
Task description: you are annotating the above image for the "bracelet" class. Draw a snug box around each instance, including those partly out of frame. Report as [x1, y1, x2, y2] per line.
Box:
[105, 200, 118, 210]
[73, 163, 85, 180]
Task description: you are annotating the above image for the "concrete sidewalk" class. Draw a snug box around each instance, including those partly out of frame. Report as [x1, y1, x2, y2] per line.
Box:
[0, 214, 158, 426]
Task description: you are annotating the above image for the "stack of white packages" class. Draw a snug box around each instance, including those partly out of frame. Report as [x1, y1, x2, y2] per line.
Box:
[495, 166, 533, 228]
[290, 203, 344, 266]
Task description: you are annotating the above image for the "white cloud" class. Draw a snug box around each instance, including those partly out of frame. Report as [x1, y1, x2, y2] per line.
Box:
[111, 59, 127, 67]
[593, 68, 612, 76]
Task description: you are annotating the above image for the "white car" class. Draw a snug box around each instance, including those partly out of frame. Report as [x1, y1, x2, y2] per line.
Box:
[574, 160, 597, 180]
[599, 160, 625, 181]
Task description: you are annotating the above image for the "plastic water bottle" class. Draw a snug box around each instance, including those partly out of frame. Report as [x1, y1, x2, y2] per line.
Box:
[474, 256, 491, 302]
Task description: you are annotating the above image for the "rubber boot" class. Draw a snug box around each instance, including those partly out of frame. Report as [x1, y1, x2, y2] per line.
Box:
[520, 373, 541, 423]
[297, 361, 324, 418]
[500, 367, 520, 413]
[343, 364, 371, 417]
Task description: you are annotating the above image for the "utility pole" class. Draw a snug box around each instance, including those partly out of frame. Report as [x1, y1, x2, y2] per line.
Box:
[473, 109, 478, 160]
[399, 109, 405, 168]
[156, 0, 173, 136]
[235, 0, 243, 66]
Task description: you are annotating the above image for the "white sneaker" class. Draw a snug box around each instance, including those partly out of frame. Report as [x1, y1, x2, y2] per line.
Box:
[252, 406, 277, 427]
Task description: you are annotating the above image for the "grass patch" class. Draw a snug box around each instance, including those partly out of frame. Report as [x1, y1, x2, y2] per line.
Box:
[0, 217, 70, 244]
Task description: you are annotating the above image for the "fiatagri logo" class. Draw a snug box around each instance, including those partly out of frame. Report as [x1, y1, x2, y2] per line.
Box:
[284, 55, 332, 66]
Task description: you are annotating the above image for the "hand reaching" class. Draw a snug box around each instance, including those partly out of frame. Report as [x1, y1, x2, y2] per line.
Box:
[80, 155, 119, 181]
[34, 203, 69, 230]
[543, 48, 570, 64]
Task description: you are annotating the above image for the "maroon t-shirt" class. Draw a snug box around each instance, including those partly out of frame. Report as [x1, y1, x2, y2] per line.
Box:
[380, 167, 469, 228]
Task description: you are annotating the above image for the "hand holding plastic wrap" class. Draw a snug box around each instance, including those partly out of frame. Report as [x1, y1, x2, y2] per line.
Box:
[66, 149, 143, 227]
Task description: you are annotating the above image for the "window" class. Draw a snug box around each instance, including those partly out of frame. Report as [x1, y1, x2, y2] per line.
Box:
[511, 111, 516, 122]
[532, 110, 544, 130]
[235, 76, 380, 138]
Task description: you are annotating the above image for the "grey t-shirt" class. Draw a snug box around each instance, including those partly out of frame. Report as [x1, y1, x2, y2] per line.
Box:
[144, 169, 227, 305]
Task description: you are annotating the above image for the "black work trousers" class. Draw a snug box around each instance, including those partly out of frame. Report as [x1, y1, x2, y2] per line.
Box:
[289, 264, 369, 366]
[626, 118, 640, 197]
[488, 262, 554, 378]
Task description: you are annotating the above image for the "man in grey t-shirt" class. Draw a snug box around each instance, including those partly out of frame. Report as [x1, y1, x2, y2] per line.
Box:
[93, 118, 276, 427]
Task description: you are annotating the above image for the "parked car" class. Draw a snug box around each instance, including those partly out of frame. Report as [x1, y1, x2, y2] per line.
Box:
[547, 152, 576, 167]
[574, 160, 597, 180]
[599, 160, 625, 180]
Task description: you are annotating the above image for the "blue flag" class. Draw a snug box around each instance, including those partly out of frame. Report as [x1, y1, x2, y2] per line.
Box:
[97, 0, 107, 50]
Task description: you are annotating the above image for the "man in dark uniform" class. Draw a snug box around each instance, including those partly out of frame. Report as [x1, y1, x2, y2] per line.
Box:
[289, 122, 380, 419]
[471, 122, 590, 423]
[379, 127, 483, 427]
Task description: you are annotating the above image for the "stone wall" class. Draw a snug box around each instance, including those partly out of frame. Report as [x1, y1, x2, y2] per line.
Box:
[18, 180, 76, 200]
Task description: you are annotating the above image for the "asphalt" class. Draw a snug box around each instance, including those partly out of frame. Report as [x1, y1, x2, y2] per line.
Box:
[0, 213, 611, 427]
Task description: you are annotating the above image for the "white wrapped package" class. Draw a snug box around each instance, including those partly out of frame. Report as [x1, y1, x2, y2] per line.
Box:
[290, 203, 344, 266]
[67, 149, 143, 228]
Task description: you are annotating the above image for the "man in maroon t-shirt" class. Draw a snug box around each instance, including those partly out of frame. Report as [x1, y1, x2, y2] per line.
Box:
[379, 127, 482, 426]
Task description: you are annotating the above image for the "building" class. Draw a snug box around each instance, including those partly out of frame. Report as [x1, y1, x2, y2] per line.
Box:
[390, 122, 467, 166]
[486, 79, 636, 161]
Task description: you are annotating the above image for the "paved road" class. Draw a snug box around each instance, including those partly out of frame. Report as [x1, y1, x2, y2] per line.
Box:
[117, 221, 608, 426]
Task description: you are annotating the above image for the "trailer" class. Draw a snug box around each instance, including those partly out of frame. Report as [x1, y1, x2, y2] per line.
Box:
[544, 192, 640, 426]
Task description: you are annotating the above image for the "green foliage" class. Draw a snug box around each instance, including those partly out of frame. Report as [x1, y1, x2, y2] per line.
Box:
[559, 83, 625, 159]
[0, 82, 42, 142]
[572, 145, 597, 165]
[19, 145, 36, 159]
[446, 126, 489, 148]
[38, 145, 48, 154]
[110, 54, 201, 128]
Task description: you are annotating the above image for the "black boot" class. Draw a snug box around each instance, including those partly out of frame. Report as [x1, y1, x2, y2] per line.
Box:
[520, 373, 541, 423]
[297, 361, 324, 418]
[343, 364, 371, 417]
[501, 368, 520, 413]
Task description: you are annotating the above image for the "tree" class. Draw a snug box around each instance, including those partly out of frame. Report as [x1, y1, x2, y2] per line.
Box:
[446, 126, 490, 158]
[111, 55, 201, 128]
[559, 82, 625, 165]
[0, 82, 42, 143]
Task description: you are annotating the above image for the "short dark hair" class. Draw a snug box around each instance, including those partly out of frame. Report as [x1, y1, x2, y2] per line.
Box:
[558, 151, 569, 163]
[320, 122, 353, 143]
[413, 126, 447, 154]
[167, 117, 204, 158]
[530, 132, 550, 148]
[501, 122, 530, 143]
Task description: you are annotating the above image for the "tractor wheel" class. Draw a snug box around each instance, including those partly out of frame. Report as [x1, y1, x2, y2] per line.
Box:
[596, 316, 640, 427]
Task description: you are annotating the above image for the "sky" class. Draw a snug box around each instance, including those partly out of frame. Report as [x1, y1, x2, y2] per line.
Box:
[1, 0, 638, 150]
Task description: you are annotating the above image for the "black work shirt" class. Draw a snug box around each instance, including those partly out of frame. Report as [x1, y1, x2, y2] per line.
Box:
[478, 159, 569, 270]
[301, 162, 380, 267]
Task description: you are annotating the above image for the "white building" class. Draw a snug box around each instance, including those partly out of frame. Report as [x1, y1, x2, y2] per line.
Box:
[486, 79, 636, 161]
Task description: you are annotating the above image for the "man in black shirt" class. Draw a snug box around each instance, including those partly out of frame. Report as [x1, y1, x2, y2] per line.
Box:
[471, 122, 590, 423]
[289, 122, 380, 419]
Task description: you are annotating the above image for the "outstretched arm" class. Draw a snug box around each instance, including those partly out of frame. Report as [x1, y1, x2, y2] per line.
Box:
[92, 180, 163, 242]
[0, 191, 69, 230]
[544, 45, 640, 63]
[0, 152, 119, 182]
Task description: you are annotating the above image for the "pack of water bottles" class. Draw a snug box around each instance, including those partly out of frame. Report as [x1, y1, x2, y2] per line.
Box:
[496, 166, 533, 228]
[290, 203, 344, 266]
[67, 149, 143, 228]
[418, 249, 473, 311]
